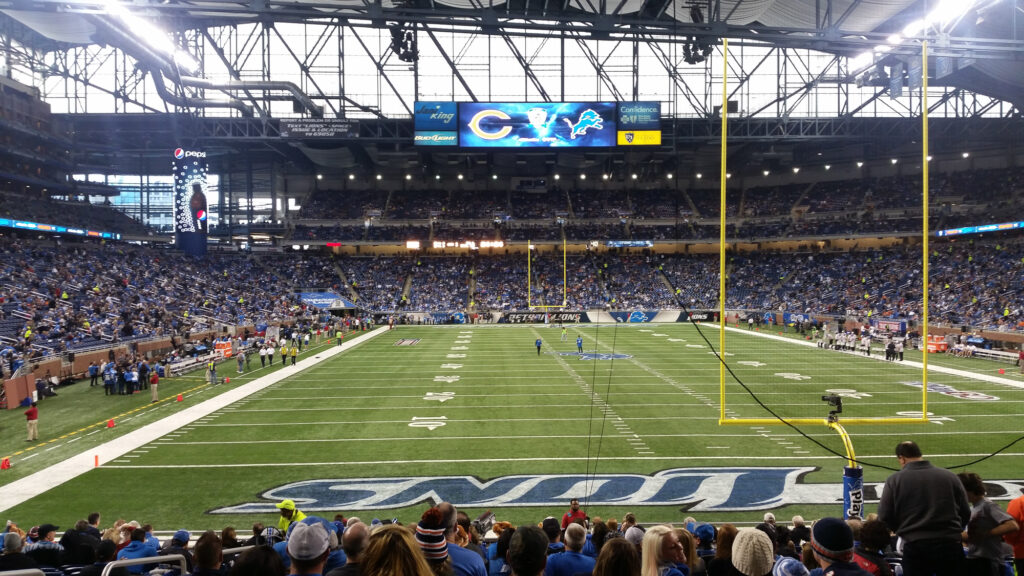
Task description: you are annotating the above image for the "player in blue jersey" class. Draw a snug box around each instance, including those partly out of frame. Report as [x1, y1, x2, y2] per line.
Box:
[536, 338, 542, 355]
[577, 336, 583, 353]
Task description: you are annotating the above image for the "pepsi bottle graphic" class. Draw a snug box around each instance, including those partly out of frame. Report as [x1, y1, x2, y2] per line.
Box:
[190, 183, 208, 233]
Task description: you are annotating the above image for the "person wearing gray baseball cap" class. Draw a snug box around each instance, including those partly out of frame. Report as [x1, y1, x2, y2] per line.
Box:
[288, 522, 331, 576]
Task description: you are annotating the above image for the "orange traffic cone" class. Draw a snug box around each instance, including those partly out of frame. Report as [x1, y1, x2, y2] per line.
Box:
[106, 419, 115, 428]
[998, 369, 1005, 375]
[1, 458, 11, 470]
[225, 377, 230, 384]
[176, 394, 183, 402]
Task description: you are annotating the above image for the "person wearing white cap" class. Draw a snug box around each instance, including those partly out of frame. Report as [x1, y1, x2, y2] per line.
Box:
[288, 522, 331, 576]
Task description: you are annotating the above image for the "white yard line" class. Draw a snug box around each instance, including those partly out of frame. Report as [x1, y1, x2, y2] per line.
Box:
[0, 328, 384, 514]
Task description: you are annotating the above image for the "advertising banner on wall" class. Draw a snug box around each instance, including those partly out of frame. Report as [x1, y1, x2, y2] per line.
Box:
[459, 102, 616, 147]
[504, 312, 589, 323]
[172, 147, 209, 256]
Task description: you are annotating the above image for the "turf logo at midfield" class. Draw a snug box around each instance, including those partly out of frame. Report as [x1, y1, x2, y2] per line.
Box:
[899, 381, 999, 401]
[209, 468, 1024, 515]
[395, 339, 421, 346]
[555, 352, 633, 360]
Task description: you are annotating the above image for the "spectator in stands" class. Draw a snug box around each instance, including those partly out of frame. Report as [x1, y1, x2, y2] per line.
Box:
[0, 532, 38, 571]
[228, 545, 286, 576]
[789, 517, 810, 550]
[641, 526, 685, 576]
[455, 512, 486, 565]
[852, 520, 892, 576]
[79, 539, 130, 576]
[192, 530, 226, 576]
[877, 441, 970, 576]
[705, 523, 737, 576]
[361, 524, 433, 576]
[694, 524, 716, 564]
[287, 523, 331, 576]
[545, 523, 595, 576]
[593, 537, 639, 576]
[59, 519, 101, 565]
[277, 499, 307, 533]
[221, 527, 242, 551]
[540, 518, 563, 555]
[729, 529, 773, 576]
[24, 523, 63, 568]
[415, 507, 452, 576]
[508, 525, 548, 576]
[117, 523, 158, 574]
[958, 471, 1019, 576]
[809, 517, 872, 576]
[771, 557, 809, 576]
[86, 513, 102, 539]
[159, 530, 195, 573]
[439, 502, 486, 576]
[673, 527, 703, 576]
[326, 521, 368, 576]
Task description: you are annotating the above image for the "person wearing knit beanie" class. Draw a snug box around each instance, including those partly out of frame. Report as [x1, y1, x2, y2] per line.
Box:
[731, 529, 775, 576]
[416, 507, 450, 570]
[810, 518, 871, 576]
[772, 557, 810, 576]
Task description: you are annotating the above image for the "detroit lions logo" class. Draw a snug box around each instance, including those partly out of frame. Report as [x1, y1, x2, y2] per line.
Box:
[628, 311, 650, 323]
[556, 351, 633, 360]
[563, 109, 604, 140]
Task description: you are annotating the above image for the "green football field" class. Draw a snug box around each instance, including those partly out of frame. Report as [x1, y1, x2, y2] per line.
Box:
[2, 323, 1023, 533]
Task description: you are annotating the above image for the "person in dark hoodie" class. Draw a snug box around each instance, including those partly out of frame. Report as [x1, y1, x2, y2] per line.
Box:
[79, 539, 130, 576]
[159, 530, 196, 573]
[59, 519, 102, 565]
[191, 531, 227, 576]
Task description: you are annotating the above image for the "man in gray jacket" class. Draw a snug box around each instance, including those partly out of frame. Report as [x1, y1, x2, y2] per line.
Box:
[877, 440, 971, 576]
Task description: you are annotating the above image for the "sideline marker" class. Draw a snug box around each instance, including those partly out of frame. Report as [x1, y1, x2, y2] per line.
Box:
[106, 419, 115, 428]
[94, 455, 98, 468]
[1, 458, 10, 470]
[176, 394, 184, 402]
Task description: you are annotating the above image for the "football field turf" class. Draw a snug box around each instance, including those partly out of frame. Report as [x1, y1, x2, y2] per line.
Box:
[3, 323, 1023, 531]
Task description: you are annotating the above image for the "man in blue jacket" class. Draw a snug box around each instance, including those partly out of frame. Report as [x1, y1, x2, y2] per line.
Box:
[544, 524, 594, 576]
[116, 527, 158, 574]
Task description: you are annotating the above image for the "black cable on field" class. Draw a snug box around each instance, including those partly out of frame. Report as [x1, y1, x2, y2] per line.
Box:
[677, 300, 1024, 472]
[582, 321, 621, 511]
[582, 322, 601, 506]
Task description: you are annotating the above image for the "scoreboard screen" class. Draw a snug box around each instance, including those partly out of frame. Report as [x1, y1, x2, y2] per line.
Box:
[458, 102, 617, 148]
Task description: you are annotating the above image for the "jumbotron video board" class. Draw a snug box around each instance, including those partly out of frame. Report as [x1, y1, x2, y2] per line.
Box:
[414, 101, 660, 147]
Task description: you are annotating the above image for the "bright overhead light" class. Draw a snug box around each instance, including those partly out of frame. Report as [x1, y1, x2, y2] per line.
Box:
[109, 3, 200, 74]
[891, 158, 898, 165]
[316, 174, 323, 180]
[492, 174, 498, 180]
[763, 170, 770, 177]
[631, 173, 638, 180]
[553, 174, 560, 180]
[856, 162, 864, 168]
[695, 173, 702, 179]
[850, 51, 874, 70]
[927, 155, 933, 161]
[824, 164, 831, 170]
[348, 174, 355, 180]
[376, 174, 382, 180]
[580, 174, 586, 180]
[602, 174, 610, 180]
[928, 0, 976, 27]
[435, 174, 441, 180]
[874, 45, 893, 55]
[792, 167, 800, 174]
[405, 174, 412, 180]
[457, 174, 464, 180]
[961, 152, 970, 158]
[887, 34, 903, 45]
[725, 172, 732, 179]
[903, 19, 926, 36]
[666, 173, 673, 179]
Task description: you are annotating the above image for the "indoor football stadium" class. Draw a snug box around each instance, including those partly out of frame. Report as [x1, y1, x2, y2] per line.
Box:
[0, 0, 1023, 575]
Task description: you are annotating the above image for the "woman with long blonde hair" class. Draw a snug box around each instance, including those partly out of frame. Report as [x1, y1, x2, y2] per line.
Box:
[362, 524, 434, 576]
[641, 525, 685, 576]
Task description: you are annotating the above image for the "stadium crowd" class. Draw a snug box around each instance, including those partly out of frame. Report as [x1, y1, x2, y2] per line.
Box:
[3, 456, 1021, 576]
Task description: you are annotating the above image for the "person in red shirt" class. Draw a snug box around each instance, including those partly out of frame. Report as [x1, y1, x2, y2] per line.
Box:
[1004, 490, 1024, 575]
[561, 498, 587, 530]
[25, 402, 38, 442]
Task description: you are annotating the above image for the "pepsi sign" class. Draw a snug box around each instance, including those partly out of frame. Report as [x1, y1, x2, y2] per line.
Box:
[174, 148, 206, 159]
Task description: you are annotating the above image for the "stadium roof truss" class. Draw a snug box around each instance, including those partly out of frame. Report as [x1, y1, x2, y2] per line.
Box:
[0, 0, 1020, 181]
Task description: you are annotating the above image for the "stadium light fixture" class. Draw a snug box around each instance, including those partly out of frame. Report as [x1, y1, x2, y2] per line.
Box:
[726, 173, 732, 179]
[927, 155, 933, 161]
[856, 162, 864, 168]
[492, 174, 498, 180]
[602, 174, 610, 180]
[435, 174, 441, 180]
[667, 173, 674, 179]
[316, 174, 323, 180]
[457, 174, 464, 180]
[928, 0, 976, 27]
[580, 174, 587, 180]
[695, 173, 702, 179]
[903, 19, 926, 36]
[631, 173, 638, 180]
[792, 167, 800, 174]
[376, 174, 382, 180]
[763, 170, 770, 177]
[824, 164, 831, 171]
[405, 174, 412, 180]
[553, 174, 561, 180]
[962, 152, 970, 158]
[348, 174, 355, 180]
[890, 158, 898, 165]
[850, 51, 874, 70]
[887, 34, 903, 45]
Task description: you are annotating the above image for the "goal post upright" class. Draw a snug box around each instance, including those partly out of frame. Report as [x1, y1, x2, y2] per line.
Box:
[719, 38, 729, 424]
